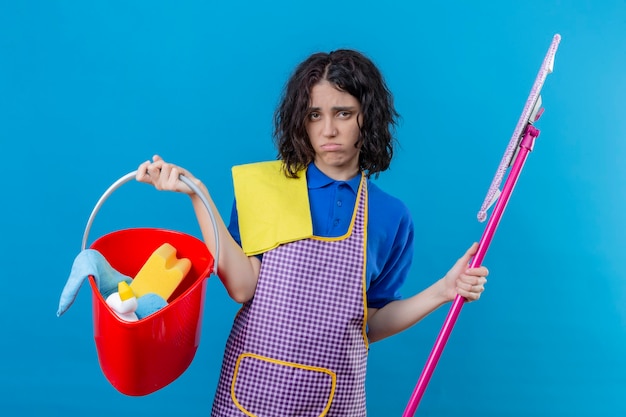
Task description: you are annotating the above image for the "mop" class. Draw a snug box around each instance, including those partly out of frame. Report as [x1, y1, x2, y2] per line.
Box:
[402, 34, 562, 416]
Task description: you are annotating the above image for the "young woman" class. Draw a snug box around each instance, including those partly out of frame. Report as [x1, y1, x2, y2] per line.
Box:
[137, 49, 488, 416]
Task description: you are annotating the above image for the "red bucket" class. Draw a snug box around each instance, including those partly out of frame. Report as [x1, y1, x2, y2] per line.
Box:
[82, 172, 218, 396]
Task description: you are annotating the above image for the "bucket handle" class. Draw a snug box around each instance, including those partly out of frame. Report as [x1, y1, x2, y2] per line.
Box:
[81, 171, 219, 277]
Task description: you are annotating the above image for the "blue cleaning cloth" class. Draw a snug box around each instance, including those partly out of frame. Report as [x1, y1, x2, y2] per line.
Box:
[57, 249, 132, 317]
[135, 293, 168, 319]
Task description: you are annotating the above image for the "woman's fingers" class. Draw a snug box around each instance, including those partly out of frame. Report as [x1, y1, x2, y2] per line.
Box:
[136, 160, 152, 182]
[135, 156, 194, 194]
[164, 165, 182, 190]
[457, 274, 487, 301]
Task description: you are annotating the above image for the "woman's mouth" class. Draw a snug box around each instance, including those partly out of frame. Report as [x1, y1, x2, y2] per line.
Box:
[321, 143, 341, 151]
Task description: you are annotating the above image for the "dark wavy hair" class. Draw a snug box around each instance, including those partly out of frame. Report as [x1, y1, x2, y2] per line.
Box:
[273, 49, 399, 178]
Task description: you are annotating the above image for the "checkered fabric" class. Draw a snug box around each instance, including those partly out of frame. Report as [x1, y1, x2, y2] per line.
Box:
[211, 176, 368, 417]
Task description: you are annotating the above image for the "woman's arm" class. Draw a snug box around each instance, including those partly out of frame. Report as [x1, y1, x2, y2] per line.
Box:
[136, 155, 260, 303]
[367, 243, 488, 343]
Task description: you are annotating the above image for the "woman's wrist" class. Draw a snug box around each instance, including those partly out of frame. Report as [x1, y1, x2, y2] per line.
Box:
[185, 178, 206, 196]
[434, 277, 455, 304]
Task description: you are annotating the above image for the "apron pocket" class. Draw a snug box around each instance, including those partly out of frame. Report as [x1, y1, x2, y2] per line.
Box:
[231, 352, 336, 417]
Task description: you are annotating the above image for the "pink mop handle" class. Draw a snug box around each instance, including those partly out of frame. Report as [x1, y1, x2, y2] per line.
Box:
[401, 125, 540, 417]
[402, 33, 561, 416]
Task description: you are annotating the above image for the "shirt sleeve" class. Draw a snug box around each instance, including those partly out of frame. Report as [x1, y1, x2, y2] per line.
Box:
[227, 199, 242, 246]
[366, 188, 415, 309]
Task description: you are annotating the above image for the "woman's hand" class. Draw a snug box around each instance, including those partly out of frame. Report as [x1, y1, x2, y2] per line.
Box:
[441, 242, 488, 302]
[136, 155, 198, 195]
[367, 243, 489, 343]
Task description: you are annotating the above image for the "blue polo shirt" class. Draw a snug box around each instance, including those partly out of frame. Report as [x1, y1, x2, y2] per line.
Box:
[227, 162, 414, 308]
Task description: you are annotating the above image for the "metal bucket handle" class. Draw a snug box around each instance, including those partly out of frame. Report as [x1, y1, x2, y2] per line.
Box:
[81, 171, 219, 277]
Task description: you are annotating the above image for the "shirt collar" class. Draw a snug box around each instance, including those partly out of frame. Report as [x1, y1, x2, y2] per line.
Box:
[306, 162, 362, 194]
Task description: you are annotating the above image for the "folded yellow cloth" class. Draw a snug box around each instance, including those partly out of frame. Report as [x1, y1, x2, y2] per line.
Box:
[232, 161, 313, 256]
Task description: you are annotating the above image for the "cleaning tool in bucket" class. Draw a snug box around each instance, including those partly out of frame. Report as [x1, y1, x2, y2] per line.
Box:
[402, 34, 561, 416]
[105, 281, 139, 322]
[59, 171, 220, 396]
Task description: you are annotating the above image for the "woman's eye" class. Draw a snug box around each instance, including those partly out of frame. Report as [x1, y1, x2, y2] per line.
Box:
[338, 111, 351, 118]
[308, 112, 320, 120]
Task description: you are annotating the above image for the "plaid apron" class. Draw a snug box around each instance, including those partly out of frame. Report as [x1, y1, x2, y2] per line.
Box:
[211, 176, 369, 417]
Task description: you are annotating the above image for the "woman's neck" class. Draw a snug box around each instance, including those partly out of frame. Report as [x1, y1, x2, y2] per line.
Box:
[313, 161, 360, 182]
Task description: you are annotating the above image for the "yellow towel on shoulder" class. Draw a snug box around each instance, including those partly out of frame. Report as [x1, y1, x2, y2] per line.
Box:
[232, 161, 313, 256]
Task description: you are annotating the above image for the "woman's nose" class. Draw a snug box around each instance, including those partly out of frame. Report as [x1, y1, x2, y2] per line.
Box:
[322, 119, 338, 137]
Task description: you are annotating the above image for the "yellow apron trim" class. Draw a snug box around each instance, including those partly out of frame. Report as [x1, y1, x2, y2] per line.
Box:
[361, 181, 370, 351]
[232, 161, 313, 256]
[231, 352, 337, 417]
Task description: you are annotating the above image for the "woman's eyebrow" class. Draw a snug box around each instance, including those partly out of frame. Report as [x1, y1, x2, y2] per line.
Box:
[307, 106, 358, 112]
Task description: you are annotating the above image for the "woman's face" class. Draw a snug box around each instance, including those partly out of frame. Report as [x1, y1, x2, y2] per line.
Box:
[305, 80, 362, 181]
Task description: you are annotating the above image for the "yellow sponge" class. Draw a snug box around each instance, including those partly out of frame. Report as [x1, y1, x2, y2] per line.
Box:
[130, 243, 191, 300]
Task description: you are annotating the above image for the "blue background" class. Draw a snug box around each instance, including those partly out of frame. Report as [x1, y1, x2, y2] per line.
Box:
[2, 1, 625, 416]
